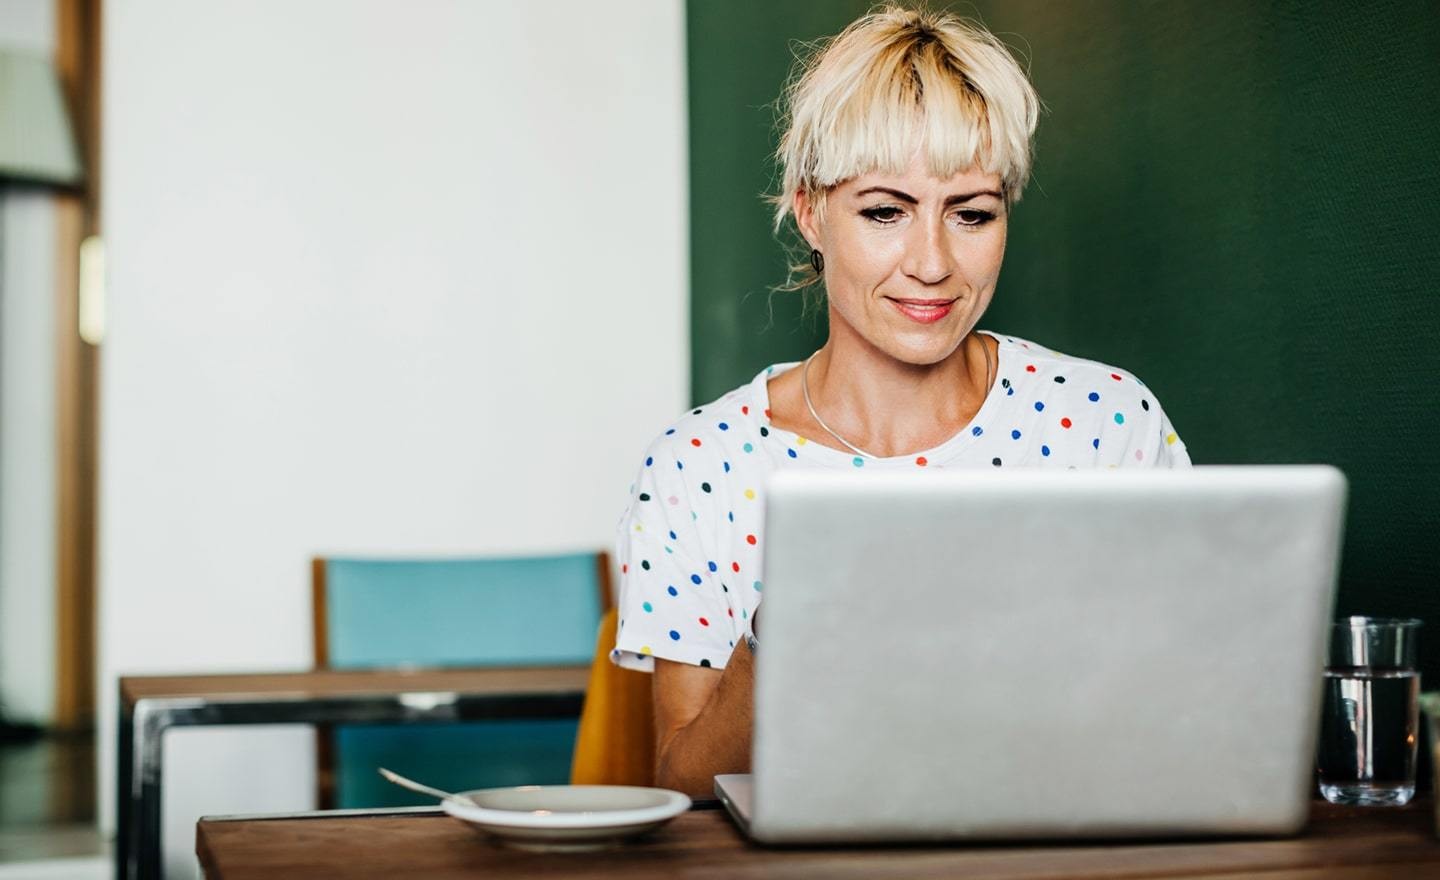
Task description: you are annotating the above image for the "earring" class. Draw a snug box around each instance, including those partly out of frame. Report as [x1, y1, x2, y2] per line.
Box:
[810, 248, 824, 274]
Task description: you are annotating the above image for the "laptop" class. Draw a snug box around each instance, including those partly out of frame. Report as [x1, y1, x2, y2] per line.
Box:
[716, 466, 1347, 843]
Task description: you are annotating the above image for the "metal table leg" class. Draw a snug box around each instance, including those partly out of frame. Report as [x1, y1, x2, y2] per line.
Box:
[116, 699, 133, 880]
[133, 701, 173, 880]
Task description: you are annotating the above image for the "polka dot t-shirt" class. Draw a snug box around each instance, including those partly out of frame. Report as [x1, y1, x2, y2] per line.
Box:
[611, 332, 1191, 672]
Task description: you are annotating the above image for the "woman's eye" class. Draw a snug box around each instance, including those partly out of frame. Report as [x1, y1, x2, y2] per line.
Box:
[955, 209, 995, 226]
[860, 206, 904, 223]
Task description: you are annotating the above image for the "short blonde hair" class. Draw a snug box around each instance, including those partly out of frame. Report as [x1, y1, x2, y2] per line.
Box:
[773, 5, 1040, 239]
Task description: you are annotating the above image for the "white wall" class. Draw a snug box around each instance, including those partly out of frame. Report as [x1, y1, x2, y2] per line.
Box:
[98, 2, 687, 876]
[0, 0, 58, 727]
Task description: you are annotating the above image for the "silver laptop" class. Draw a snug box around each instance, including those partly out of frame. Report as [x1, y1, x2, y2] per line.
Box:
[716, 466, 1346, 843]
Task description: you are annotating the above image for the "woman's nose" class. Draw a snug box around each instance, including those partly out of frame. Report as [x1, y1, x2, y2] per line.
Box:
[901, 218, 955, 285]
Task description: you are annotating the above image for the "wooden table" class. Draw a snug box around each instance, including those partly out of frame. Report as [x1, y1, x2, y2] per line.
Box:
[118, 666, 590, 880]
[196, 798, 1440, 879]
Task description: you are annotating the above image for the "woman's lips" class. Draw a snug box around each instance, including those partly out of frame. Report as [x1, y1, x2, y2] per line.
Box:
[886, 297, 956, 324]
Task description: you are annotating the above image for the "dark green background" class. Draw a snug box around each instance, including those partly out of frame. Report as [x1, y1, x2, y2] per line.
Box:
[689, 0, 1440, 733]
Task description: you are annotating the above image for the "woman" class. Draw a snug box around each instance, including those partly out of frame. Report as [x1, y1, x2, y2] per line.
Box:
[612, 6, 1190, 797]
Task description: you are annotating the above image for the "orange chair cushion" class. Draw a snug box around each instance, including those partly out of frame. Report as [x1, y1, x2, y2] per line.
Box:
[570, 607, 655, 785]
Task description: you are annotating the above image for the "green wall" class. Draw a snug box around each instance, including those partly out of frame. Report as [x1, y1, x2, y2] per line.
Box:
[689, 0, 1440, 692]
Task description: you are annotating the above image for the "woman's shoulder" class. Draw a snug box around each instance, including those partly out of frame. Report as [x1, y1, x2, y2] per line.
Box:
[991, 333, 1170, 406]
[630, 366, 784, 467]
[994, 333, 1144, 382]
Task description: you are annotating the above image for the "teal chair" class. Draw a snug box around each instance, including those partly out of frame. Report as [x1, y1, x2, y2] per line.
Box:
[312, 553, 609, 808]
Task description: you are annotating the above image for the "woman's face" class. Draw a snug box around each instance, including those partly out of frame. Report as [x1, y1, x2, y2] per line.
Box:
[796, 154, 1008, 366]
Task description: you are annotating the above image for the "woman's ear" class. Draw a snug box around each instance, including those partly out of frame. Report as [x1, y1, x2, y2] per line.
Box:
[793, 188, 822, 251]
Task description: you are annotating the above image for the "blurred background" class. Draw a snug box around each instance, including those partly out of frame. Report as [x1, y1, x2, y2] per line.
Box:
[0, 0, 1436, 877]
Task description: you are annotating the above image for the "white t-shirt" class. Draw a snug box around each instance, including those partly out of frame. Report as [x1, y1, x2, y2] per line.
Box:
[611, 332, 1191, 672]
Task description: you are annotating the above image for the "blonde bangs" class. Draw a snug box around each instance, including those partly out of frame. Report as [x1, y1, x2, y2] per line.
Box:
[774, 6, 1040, 236]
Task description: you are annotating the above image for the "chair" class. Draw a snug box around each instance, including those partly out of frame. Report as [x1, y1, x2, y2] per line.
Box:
[312, 552, 609, 808]
[570, 607, 655, 786]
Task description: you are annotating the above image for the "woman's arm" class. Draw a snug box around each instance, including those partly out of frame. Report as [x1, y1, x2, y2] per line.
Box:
[652, 638, 754, 798]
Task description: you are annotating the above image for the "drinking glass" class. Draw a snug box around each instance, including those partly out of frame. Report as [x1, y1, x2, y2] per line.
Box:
[1317, 617, 1421, 806]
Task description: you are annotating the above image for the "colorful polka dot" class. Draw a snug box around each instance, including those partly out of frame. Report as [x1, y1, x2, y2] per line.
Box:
[698, 617, 709, 627]
[1111, 373, 1122, 381]
[1011, 429, 1021, 440]
[992, 457, 1003, 466]
[972, 426, 984, 437]
[1088, 392, 1099, 402]
[1092, 438, 1100, 449]
[1141, 399, 1150, 411]
[744, 488, 756, 500]
[1053, 376, 1066, 384]
[853, 456, 865, 467]
[753, 580, 763, 592]
[1060, 417, 1072, 429]
[701, 482, 712, 493]
[787, 448, 797, 458]
[707, 561, 718, 572]
[1034, 401, 1045, 412]
[1166, 432, 1178, 445]
[1025, 365, 1037, 373]
[796, 436, 808, 446]
[690, 438, 702, 447]
[639, 492, 651, 501]
[1041, 445, 1051, 456]
[691, 573, 703, 583]
[640, 560, 651, 570]
[731, 562, 740, 572]
[640, 646, 652, 655]
[743, 442, 754, 453]
[669, 630, 680, 641]
[915, 456, 928, 466]
[667, 585, 678, 596]
[699, 658, 712, 667]
[642, 602, 653, 613]
[1135, 449, 1144, 461]
[718, 422, 730, 430]
[759, 426, 769, 437]
[645, 456, 653, 466]
[1114, 412, 1125, 425]
[746, 534, 757, 545]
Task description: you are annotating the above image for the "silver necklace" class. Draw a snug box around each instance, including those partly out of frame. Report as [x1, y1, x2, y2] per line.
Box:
[800, 334, 995, 460]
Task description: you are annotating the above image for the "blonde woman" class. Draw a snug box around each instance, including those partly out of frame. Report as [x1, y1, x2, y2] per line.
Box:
[612, 6, 1190, 797]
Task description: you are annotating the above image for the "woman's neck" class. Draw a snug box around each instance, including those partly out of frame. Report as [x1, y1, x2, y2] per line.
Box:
[768, 325, 996, 459]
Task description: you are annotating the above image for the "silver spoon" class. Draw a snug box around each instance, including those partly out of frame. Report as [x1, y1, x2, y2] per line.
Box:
[378, 767, 469, 803]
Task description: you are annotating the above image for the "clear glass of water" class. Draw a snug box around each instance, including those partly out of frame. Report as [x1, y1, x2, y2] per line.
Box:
[1317, 616, 1422, 806]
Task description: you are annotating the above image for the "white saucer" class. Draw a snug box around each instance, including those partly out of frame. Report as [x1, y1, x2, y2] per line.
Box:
[442, 785, 691, 851]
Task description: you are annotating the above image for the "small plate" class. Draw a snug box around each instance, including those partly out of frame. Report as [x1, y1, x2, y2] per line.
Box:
[442, 785, 691, 851]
